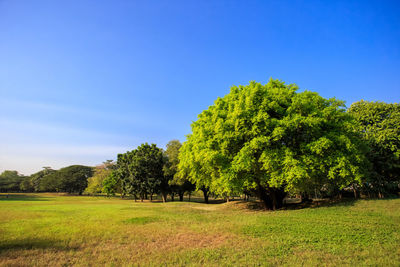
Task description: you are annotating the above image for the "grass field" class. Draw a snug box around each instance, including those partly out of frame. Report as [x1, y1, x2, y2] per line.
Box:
[0, 193, 399, 266]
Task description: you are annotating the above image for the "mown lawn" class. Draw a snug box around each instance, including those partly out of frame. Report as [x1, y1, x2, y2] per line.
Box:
[0, 193, 399, 266]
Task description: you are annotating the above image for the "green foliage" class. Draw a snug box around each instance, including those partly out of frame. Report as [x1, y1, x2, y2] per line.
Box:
[115, 143, 168, 201]
[57, 165, 93, 194]
[349, 100, 400, 196]
[38, 171, 61, 192]
[0, 170, 26, 192]
[84, 165, 113, 195]
[30, 167, 56, 192]
[179, 79, 368, 209]
[19, 176, 34, 192]
[164, 140, 181, 178]
[102, 171, 123, 196]
[38, 165, 93, 194]
[164, 140, 196, 200]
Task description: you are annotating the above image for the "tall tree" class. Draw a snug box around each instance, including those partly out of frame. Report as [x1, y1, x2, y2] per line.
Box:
[164, 140, 196, 201]
[179, 79, 367, 209]
[56, 165, 93, 194]
[348, 100, 400, 197]
[116, 143, 168, 202]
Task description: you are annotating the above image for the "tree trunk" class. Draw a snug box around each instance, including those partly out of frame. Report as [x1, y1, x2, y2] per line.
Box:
[171, 193, 175, 201]
[352, 184, 358, 199]
[270, 188, 286, 210]
[179, 192, 184, 201]
[258, 185, 272, 210]
[189, 193, 191, 202]
[150, 194, 153, 201]
[202, 188, 209, 204]
[161, 192, 167, 203]
[271, 190, 277, 211]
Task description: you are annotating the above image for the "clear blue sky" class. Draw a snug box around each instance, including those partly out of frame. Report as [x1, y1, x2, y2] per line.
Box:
[1, 0, 399, 174]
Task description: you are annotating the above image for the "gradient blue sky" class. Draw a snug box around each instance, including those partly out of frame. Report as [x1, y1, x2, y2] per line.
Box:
[1, 0, 399, 174]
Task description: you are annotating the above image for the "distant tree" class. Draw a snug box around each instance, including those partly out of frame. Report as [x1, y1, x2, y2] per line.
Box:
[102, 171, 124, 197]
[20, 176, 34, 192]
[164, 140, 196, 201]
[102, 160, 117, 170]
[349, 100, 400, 197]
[30, 167, 55, 192]
[84, 163, 113, 195]
[179, 79, 368, 209]
[38, 171, 61, 192]
[37, 165, 93, 194]
[0, 170, 26, 192]
[116, 143, 168, 202]
[55, 165, 93, 194]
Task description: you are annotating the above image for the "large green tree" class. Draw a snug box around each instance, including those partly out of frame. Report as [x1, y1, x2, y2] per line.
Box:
[179, 79, 367, 209]
[348, 100, 400, 197]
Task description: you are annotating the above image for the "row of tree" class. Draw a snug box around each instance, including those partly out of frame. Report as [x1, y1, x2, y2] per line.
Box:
[0, 165, 93, 194]
[0, 143, 195, 203]
[89, 141, 196, 202]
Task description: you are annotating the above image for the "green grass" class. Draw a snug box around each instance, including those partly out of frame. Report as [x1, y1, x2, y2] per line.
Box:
[0, 193, 399, 266]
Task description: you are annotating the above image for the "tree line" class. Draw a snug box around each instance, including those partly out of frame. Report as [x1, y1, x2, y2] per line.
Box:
[1, 165, 93, 194]
[1, 79, 399, 210]
[0, 141, 195, 202]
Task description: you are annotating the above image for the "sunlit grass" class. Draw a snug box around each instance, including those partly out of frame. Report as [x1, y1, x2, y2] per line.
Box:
[1, 193, 399, 266]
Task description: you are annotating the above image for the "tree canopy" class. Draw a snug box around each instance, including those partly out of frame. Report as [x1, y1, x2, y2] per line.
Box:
[113, 143, 168, 201]
[349, 100, 400, 197]
[164, 140, 195, 201]
[179, 79, 368, 209]
[38, 165, 93, 194]
[0, 170, 26, 192]
[85, 162, 115, 195]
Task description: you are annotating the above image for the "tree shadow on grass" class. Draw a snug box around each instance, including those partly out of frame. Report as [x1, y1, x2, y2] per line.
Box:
[0, 238, 78, 253]
[285, 198, 358, 210]
[222, 198, 360, 211]
[0, 194, 51, 202]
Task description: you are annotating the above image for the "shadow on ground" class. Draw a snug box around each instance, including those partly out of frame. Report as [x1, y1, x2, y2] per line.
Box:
[0, 238, 77, 253]
[213, 198, 361, 211]
[0, 194, 51, 202]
